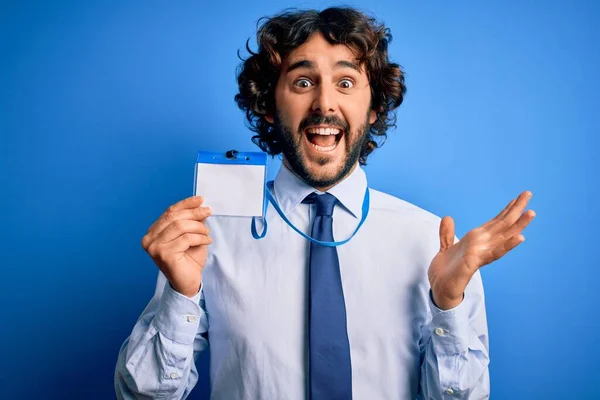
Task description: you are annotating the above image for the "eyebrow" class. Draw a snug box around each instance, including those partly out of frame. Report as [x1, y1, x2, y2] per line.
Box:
[285, 59, 362, 74]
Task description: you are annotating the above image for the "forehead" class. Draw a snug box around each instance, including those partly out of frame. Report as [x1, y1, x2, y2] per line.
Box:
[281, 32, 363, 72]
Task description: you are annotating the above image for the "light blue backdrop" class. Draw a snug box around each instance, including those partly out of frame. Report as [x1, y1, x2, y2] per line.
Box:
[1, 1, 598, 399]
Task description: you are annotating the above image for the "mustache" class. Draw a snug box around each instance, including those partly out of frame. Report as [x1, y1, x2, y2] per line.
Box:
[298, 115, 350, 133]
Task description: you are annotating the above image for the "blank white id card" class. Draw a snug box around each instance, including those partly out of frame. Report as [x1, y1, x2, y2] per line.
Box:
[193, 150, 267, 217]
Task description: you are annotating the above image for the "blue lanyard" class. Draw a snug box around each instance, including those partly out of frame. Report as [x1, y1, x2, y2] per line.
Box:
[251, 182, 370, 247]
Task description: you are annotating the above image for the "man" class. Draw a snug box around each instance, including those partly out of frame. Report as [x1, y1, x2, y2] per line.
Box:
[115, 7, 535, 400]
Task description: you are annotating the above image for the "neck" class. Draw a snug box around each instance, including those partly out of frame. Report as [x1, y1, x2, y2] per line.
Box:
[282, 158, 358, 192]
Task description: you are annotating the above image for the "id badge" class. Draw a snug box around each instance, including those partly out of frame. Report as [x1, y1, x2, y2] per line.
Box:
[193, 150, 267, 217]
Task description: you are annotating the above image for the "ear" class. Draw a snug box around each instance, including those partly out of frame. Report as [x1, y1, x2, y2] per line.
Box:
[264, 113, 274, 124]
[369, 109, 377, 125]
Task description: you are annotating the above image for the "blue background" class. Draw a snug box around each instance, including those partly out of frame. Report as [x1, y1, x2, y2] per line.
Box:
[1, 1, 598, 399]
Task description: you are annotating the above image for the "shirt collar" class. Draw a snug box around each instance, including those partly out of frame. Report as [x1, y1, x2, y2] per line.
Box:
[272, 163, 367, 219]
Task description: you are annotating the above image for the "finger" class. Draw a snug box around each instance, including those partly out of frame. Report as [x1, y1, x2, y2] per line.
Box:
[487, 191, 533, 234]
[480, 198, 516, 230]
[439, 216, 455, 251]
[502, 209, 536, 239]
[491, 234, 525, 261]
[169, 195, 205, 212]
[147, 196, 205, 233]
[187, 244, 210, 260]
[143, 219, 209, 249]
[147, 205, 212, 240]
[502, 191, 533, 226]
[163, 233, 213, 253]
[497, 198, 517, 219]
[147, 233, 212, 260]
[154, 220, 209, 244]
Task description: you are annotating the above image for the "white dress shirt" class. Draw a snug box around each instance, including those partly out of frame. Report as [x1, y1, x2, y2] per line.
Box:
[115, 164, 490, 399]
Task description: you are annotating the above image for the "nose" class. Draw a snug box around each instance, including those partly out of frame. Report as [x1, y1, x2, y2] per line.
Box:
[311, 83, 337, 115]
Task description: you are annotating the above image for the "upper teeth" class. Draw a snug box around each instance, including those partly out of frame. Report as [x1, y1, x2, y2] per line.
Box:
[306, 127, 340, 135]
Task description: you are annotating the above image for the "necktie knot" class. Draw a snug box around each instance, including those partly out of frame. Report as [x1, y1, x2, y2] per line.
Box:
[303, 192, 337, 217]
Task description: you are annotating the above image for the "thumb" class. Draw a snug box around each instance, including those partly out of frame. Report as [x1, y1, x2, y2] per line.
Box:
[439, 216, 455, 252]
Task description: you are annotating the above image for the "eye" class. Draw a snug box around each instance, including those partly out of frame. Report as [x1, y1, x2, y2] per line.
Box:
[339, 79, 354, 89]
[294, 78, 313, 88]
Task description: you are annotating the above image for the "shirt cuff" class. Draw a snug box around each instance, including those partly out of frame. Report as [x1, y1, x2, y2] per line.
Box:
[428, 290, 472, 356]
[152, 282, 204, 345]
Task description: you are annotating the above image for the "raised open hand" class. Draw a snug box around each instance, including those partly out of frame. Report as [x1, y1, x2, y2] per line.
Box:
[428, 191, 536, 310]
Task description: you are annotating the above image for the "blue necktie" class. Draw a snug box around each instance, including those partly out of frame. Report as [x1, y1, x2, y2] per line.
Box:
[304, 193, 352, 400]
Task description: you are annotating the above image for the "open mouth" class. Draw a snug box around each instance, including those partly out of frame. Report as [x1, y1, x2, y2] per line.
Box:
[304, 126, 344, 152]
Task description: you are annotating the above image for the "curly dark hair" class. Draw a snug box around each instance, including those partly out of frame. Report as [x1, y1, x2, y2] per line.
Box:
[234, 6, 406, 165]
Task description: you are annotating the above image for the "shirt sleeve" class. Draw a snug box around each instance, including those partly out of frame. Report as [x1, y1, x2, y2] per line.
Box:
[418, 268, 490, 399]
[114, 271, 209, 400]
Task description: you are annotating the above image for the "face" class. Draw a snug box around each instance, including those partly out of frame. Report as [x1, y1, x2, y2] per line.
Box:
[266, 32, 377, 190]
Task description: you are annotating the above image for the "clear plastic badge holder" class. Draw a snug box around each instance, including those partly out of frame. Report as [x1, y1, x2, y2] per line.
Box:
[194, 150, 268, 218]
[194, 150, 370, 247]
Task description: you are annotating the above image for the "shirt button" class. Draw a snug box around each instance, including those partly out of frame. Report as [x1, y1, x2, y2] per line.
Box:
[186, 315, 197, 323]
[435, 327, 445, 336]
[170, 372, 178, 379]
[445, 388, 454, 395]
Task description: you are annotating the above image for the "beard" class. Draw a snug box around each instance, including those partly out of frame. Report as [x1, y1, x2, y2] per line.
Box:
[274, 111, 370, 189]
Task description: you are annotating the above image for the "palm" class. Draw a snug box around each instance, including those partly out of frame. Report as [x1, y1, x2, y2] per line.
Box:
[428, 191, 536, 309]
[186, 246, 208, 270]
[429, 228, 495, 301]
[166, 246, 208, 295]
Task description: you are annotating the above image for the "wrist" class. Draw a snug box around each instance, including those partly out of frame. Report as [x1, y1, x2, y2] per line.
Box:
[170, 281, 202, 298]
[431, 291, 464, 310]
